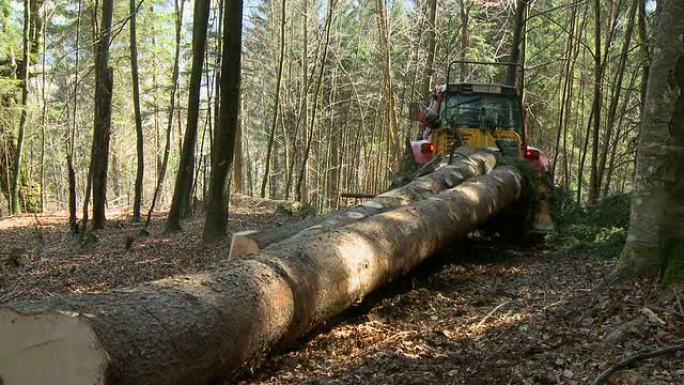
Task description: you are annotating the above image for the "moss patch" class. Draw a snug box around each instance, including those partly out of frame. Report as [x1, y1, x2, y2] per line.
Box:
[663, 239, 684, 286]
[548, 194, 630, 257]
[613, 240, 662, 280]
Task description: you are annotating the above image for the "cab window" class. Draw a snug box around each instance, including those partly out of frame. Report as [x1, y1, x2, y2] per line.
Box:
[441, 94, 522, 133]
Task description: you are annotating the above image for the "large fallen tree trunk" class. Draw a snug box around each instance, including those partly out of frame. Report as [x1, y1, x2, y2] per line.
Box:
[0, 166, 521, 385]
[230, 193, 304, 213]
[229, 151, 496, 257]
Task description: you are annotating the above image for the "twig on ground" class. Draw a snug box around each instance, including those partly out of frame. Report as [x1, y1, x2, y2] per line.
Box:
[590, 344, 684, 385]
[674, 289, 683, 318]
[477, 301, 512, 327]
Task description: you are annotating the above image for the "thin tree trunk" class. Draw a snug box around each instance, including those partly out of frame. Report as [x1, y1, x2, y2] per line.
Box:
[89, 0, 115, 229]
[233, 107, 244, 195]
[260, 0, 287, 198]
[420, 0, 437, 98]
[374, 0, 399, 172]
[637, 0, 650, 110]
[458, 0, 470, 78]
[129, 0, 144, 221]
[167, 0, 211, 232]
[10, 0, 31, 214]
[587, 0, 603, 206]
[508, 0, 527, 86]
[39, 1, 47, 212]
[67, 0, 80, 232]
[285, 0, 308, 200]
[552, 6, 576, 179]
[603, 66, 639, 196]
[597, 0, 637, 194]
[296, 0, 334, 203]
[203, 0, 243, 241]
[143, 0, 186, 231]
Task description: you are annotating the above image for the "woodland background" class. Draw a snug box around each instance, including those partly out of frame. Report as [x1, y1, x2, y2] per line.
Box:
[0, 0, 651, 219]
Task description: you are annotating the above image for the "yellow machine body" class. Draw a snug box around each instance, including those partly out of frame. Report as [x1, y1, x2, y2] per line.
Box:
[432, 128, 522, 156]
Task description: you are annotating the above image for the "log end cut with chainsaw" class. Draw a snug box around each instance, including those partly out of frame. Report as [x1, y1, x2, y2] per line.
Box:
[0, 167, 524, 385]
[0, 309, 108, 385]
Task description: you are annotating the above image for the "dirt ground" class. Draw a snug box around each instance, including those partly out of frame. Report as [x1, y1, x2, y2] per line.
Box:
[1, 209, 682, 385]
[0, 206, 302, 302]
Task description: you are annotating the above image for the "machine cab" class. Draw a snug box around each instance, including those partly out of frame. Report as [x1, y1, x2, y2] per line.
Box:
[412, 61, 530, 164]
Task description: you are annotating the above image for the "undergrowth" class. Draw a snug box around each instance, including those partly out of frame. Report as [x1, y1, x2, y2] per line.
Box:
[549, 193, 631, 257]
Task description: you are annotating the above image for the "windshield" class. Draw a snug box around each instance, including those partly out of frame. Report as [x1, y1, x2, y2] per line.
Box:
[441, 94, 522, 133]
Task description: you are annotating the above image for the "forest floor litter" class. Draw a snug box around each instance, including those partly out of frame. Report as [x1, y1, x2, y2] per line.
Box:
[1, 207, 682, 385]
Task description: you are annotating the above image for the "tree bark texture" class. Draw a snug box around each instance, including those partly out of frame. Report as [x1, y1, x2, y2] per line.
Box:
[9, 0, 31, 214]
[0, 166, 521, 385]
[90, 0, 114, 229]
[143, 0, 186, 230]
[616, 0, 684, 285]
[260, 0, 287, 198]
[587, 0, 602, 206]
[203, 0, 244, 241]
[233, 112, 244, 195]
[296, 0, 333, 203]
[167, 0, 211, 231]
[129, 0, 145, 221]
[507, 0, 527, 87]
[230, 151, 496, 257]
[420, 0, 437, 99]
[597, 0, 637, 196]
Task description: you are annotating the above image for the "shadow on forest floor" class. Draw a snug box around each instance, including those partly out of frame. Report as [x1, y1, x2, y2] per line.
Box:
[239, 239, 684, 385]
[0, 206, 301, 302]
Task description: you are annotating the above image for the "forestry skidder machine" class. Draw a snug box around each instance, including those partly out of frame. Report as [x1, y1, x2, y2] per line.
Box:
[409, 60, 555, 237]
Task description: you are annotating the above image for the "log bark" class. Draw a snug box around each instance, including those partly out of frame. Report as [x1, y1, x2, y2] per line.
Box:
[229, 151, 496, 257]
[0, 166, 521, 385]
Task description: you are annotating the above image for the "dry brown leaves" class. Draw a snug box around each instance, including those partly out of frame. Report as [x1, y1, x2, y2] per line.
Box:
[239, 244, 684, 385]
[1, 212, 682, 384]
[0, 206, 301, 303]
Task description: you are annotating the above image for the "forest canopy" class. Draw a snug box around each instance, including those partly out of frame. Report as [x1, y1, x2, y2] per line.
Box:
[0, 0, 653, 222]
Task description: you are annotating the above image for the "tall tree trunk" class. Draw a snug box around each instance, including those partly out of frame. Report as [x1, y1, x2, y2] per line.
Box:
[637, 0, 651, 110]
[89, 0, 115, 229]
[39, 0, 47, 212]
[260, 0, 287, 198]
[67, 0, 81, 233]
[129, 0, 144, 221]
[9, 0, 31, 214]
[603, 67, 639, 197]
[143, 0, 186, 231]
[285, 0, 308, 200]
[233, 109, 244, 195]
[374, 0, 399, 172]
[587, 0, 603, 206]
[597, 0, 638, 195]
[507, 0, 527, 87]
[615, 0, 684, 286]
[458, 0, 470, 78]
[420, 0, 437, 98]
[552, 8, 577, 179]
[203, 0, 243, 241]
[296, 0, 334, 203]
[167, 0, 211, 232]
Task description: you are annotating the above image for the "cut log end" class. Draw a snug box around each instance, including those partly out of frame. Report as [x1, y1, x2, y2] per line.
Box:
[0, 309, 108, 385]
[229, 230, 261, 258]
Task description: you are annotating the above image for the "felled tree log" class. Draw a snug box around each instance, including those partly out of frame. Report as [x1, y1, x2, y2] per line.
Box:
[0, 166, 521, 385]
[230, 193, 304, 213]
[229, 151, 496, 257]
